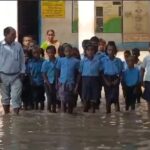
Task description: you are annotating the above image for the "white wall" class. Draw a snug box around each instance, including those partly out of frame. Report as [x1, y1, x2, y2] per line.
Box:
[41, 1, 122, 49]
[41, 1, 78, 47]
[41, 1, 150, 50]
[0, 1, 17, 40]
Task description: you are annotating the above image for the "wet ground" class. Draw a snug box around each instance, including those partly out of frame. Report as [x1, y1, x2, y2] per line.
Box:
[0, 52, 150, 150]
[0, 94, 150, 150]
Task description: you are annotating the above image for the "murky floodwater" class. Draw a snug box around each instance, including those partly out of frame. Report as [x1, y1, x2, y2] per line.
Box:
[0, 95, 150, 150]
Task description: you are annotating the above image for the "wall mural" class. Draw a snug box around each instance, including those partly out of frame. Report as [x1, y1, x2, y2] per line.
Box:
[123, 1, 150, 42]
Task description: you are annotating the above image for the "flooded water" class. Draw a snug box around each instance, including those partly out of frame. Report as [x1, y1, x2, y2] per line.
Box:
[0, 95, 150, 150]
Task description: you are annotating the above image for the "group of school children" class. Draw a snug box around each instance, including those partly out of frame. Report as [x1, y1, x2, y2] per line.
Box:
[21, 35, 150, 114]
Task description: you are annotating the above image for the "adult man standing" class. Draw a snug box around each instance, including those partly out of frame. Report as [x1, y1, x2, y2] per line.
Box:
[0, 27, 25, 115]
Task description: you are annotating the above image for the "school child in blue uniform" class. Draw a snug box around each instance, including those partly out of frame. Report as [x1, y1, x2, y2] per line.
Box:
[56, 44, 80, 113]
[21, 50, 32, 110]
[141, 45, 150, 112]
[81, 39, 90, 59]
[101, 42, 123, 114]
[41, 46, 57, 113]
[95, 38, 107, 60]
[122, 50, 131, 98]
[123, 50, 131, 71]
[132, 48, 142, 103]
[72, 47, 83, 105]
[122, 56, 140, 111]
[27, 45, 45, 110]
[79, 43, 102, 113]
[90, 36, 99, 54]
[58, 45, 65, 58]
[94, 39, 107, 108]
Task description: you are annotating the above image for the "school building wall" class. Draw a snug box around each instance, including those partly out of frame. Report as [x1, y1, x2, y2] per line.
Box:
[40, 1, 150, 50]
[41, 1, 78, 47]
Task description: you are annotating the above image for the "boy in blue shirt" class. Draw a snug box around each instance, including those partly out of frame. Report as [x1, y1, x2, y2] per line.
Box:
[28, 45, 45, 110]
[102, 42, 123, 114]
[41, 46, 57, 113]
[94, 38, 107, 108]
[95, 38, 107, 61]
[123, 50, 131, 71]
[21, 50, 32, 110]
[122, 50, 131, 98]
[56, 44, 80, 113]
[122, 56, 140, 111]
[90, 36, 99, 54]
[132, 48, 142, 103]
[79, 42, 102, 113]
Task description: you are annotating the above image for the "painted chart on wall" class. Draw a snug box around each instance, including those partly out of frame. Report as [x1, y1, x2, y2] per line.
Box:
[72, 0, 78, 33]
[123, 1, 150, 42]
[95, 1, 122, 33]
[41, 0, 65, 18]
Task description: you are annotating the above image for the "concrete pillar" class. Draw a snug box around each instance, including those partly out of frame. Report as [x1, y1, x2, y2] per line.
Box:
[78, 1, 95, 53]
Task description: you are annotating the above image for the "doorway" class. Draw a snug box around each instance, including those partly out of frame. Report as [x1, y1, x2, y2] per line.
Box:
[18, 1, 40, 44]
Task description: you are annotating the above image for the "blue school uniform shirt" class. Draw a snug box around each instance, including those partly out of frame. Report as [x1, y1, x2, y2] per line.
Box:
[101, 56, 123, 76]
[79, 57, 102, 76]
[94, 51, 107, 61]
[123, 60, 128, 72]
[27, 58, 44, 86]
[123, 67, 140, 87]
[41, 59, 57, 84]
[56, 57, 80, 84]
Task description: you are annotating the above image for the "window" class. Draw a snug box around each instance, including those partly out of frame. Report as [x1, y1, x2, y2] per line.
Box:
[95, 1, 122, 33]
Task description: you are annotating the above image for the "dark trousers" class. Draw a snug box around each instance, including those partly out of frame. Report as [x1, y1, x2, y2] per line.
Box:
[136, 84, 142, 103]
[21, 75, 32, 109]
[45, 83, 56, 111]
[103, 75, 120, 113]
[124, 85, 137, 110]
[32, 85, 45, 110]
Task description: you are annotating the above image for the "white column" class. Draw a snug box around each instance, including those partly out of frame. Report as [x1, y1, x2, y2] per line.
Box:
[78, 0, 95, 53]
[0, 1, 17, 40]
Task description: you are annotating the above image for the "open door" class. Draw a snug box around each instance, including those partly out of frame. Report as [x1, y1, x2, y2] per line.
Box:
[18, 1, 40, 44]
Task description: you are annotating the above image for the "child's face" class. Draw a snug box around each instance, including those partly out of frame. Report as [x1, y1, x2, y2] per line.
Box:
[124, 53, 130, 61]
[98, 42, 106, 52]
[32, 48, 40, 59]
[58, 49, 64, 57]
[72, 49, 79, 57]
[91, 41, 98, 53]
[24, 53, 29, 62]
[23, 37, 33, 48]
[64, 47, 72, 57]
[47, 49, 56, 59]
[132, 51, 140, 58]
[127, 57, 135, 68]
[86, 46, 95, 58]
[107, 45, 115, 57]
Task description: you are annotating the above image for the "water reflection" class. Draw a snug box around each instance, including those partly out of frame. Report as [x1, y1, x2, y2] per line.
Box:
[0, 99, 150, 150]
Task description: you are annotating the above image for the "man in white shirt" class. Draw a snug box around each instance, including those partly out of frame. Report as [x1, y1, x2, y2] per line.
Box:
[141, 45, 150, 111]
[0, 27, 25, 115]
